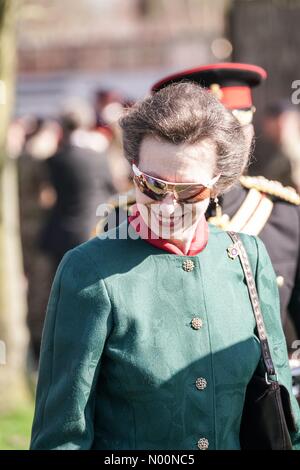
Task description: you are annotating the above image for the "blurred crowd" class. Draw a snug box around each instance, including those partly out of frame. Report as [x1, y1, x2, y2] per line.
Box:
[5, 87, 300, 376]
[251, 100, 300, 193]
[6, 89, 133, 369]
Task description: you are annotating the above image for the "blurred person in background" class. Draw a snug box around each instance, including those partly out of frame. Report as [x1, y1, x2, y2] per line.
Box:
[39, 98, 117, 270]
[93, 89, 132, 194]
[13, 116, 61, 368]
[252, 101, 300, 192]
[94, 88, 124, 129]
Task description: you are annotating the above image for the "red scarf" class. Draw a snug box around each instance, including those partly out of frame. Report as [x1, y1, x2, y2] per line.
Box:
[128, 203, 209, 256]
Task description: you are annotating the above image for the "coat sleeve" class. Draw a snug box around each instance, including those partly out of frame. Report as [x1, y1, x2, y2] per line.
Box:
[254, 236, 300, 450]
[29, 247, 113, 450]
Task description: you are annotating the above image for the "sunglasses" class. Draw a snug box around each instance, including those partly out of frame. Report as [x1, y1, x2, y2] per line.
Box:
[132, 163, 220, 203]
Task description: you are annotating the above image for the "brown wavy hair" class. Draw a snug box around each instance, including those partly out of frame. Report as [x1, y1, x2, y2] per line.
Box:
[119, 82, 251, 194]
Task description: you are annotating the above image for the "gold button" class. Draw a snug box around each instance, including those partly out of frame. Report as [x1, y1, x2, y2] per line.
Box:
[276, 276, 285, 288]
[197, 437, 209, 450]
[195, 377, 207, 390]
[182, 259, 195, 271]
[191, 318, 203, 330]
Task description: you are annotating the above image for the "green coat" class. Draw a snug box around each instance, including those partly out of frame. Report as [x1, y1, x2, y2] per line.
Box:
[30, 221, 300, 450]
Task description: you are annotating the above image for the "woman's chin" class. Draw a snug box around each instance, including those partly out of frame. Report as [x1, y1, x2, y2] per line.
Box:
[139, 208, 202, 239]
[149, 218, 186, 239]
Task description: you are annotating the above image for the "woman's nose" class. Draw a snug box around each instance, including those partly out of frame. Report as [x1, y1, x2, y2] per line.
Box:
[158, 193, 179, 215]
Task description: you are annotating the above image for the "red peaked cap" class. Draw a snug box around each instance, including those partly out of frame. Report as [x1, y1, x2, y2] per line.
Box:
[151, 63, 267, 110]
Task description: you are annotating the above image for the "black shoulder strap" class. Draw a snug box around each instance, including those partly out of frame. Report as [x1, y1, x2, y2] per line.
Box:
[227, 231, 276, 377]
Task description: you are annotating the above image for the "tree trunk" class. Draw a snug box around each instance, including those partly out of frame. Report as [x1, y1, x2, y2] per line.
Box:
[0, 0, 30, 411]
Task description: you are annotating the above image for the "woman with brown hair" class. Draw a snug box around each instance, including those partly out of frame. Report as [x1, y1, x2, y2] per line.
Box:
[30, 82, 300, 450]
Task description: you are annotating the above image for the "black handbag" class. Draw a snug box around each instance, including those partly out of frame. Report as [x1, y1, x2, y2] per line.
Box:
[227, 231, 298, 450]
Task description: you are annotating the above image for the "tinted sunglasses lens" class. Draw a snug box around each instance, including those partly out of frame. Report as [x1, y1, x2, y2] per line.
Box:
[176, 185, 211, 203]
[134, 175, 167, 200]
[145, 176, 167, 194]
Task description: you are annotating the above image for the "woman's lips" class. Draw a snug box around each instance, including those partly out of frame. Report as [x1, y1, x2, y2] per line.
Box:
[153, 212, 183, 226]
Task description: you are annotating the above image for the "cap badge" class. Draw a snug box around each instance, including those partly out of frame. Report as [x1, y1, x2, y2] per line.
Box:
[209, 83, 223, 100]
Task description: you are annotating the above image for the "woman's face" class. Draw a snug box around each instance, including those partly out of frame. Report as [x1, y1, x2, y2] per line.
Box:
[134, 136, 217, 239]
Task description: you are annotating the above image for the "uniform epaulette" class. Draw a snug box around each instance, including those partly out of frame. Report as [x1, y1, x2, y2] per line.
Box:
[239, 175, 300, 205]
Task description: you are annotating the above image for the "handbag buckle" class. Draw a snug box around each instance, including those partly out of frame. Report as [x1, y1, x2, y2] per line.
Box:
[265, 372, 278, 384]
